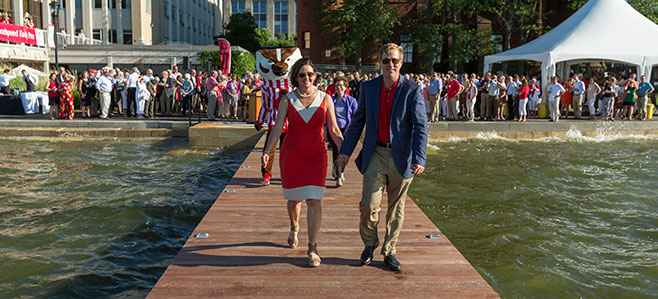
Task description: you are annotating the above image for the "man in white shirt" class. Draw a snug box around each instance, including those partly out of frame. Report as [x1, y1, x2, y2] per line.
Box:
[572, 74, 586, 119]
[506, 75, 518, 120]
[170, 65, 181, 80]
[0, 68, 16, 94]
[126, 67, 140, 117]
[547, 76, 566, 122]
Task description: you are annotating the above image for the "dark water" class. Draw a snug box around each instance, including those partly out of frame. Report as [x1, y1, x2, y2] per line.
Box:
[409, 132, 658, 298]
[0, 138, 247, 298]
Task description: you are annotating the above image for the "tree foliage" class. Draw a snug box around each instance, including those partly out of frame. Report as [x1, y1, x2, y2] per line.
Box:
[199, 50, 256, 76]
[316, 0, 400, 70]
[405, 0, 497, 72]
[222, 12, 296, 52]
[568, 0, 658, 23]
[223, 12, 261, 52]
[257, 28, 296, 48]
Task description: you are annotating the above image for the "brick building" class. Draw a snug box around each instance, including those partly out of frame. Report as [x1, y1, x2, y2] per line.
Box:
[296, 0, 574, 74]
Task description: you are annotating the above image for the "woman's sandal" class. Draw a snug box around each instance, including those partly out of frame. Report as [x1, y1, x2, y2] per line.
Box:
[288, 223, 299, 249]
[307, 243, 321, 267]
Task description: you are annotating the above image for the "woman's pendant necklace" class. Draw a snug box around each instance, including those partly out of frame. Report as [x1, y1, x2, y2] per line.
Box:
[296, 86, 316, 98]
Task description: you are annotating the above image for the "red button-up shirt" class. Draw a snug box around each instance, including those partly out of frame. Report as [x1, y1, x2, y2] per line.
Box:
[378, 77, 398, 143]
[446, 80, 461, 99]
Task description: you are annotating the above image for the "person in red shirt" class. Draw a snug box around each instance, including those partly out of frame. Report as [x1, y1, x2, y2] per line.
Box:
[337, 43, 428, 272]
[517, 78, 531, 122]
[46, 73, 60, 120]
[446, 74, 464, 121]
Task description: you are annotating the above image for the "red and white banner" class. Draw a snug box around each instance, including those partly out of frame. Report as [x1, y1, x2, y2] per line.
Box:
[0, 22, 38, 45]
[217, 38, 231, 76]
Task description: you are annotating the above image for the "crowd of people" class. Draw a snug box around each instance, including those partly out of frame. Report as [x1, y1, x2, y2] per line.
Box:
[10, 61, 654, 124]
[42, 65, 266, 120]
[314, 70, 655, 123]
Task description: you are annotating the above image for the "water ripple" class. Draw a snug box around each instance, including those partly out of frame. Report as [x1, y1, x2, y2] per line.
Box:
[0, 138, 247, 298]
[410, 137, 658, 298]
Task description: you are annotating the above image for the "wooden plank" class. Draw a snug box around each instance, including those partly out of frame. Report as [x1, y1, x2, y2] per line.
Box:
[148, 136, 499, 298]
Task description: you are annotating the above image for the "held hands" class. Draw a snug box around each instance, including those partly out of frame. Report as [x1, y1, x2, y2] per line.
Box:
[261, 152, 269, 168]
[336, 154, 349, 168]
[411, 164, 425, 175]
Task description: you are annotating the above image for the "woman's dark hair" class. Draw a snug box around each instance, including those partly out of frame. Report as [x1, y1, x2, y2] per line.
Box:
[334, 76, 348, 87]
[289, 57, 316, 88]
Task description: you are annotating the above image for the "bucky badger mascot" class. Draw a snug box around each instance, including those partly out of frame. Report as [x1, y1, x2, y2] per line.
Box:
[255, 47, 302, 185]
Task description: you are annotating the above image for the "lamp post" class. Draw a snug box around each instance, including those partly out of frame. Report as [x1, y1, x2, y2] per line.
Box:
[49, 0, 60, 70]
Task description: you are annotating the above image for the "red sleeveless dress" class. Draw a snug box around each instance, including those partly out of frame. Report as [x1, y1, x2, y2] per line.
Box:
[279, 90, 328, 200]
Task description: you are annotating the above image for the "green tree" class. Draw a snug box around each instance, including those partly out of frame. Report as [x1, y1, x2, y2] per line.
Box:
[483, 0, 541, 73]
[568, 0, 658, 23]
[316, 0, 399, 71]
[224, 12, 261, 52]
[406, 0, 490, 72]
[257, 28, 296, 47]
[199, 50, 256, 76]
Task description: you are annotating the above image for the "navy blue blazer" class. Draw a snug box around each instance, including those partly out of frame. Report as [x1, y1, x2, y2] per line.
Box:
[340, 75, 428, 179]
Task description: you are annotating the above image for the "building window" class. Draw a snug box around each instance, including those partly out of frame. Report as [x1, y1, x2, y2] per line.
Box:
[164, 0, 169, 19]
[109, 29, 117, 43]
[400, 34, 413, 63]
[93, 29, 102, 40]
[172, 6, 177, 23]
[123, 30, 132, 44]
[303, 31, 310, 49]
[110, 0, 129, 9]
[491, 34, 503, 53]
[401, 43, 413, 63]
[146, 0, 150, 13]
[94, 0, 102, 8]
[274, 1, 288, 37]
[253, 1, 267, 29]
[232, 1, 245, 14]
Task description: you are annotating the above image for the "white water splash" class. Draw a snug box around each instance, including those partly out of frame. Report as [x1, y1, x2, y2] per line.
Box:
[429, 123, 658, 145]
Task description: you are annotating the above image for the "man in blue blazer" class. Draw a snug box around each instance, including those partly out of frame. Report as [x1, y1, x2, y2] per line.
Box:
[337, 43, 428, 271]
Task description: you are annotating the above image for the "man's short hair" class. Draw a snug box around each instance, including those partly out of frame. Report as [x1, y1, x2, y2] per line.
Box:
[378, 43, 404, 62]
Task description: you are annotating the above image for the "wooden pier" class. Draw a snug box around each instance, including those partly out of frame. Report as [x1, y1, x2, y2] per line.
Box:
[148, 137, 498, 298]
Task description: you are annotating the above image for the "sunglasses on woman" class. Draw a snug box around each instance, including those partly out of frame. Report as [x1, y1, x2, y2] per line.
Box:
[298, 72, 316, 79]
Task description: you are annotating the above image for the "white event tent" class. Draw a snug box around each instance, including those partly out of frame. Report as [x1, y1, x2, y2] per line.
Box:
[483, 0, 658, 101]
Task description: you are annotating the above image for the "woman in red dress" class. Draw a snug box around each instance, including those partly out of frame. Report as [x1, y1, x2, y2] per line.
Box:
[59, 74, 75, 119]
[261, 58, 344, 267]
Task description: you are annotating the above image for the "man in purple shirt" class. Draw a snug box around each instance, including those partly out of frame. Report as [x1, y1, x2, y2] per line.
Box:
[330, 76, 358, 187]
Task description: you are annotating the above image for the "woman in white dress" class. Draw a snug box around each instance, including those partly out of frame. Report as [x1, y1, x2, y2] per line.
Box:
[586, 76, 601, 119]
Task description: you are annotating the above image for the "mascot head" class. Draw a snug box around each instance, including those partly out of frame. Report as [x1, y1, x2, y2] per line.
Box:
[256, 47, 303, 81]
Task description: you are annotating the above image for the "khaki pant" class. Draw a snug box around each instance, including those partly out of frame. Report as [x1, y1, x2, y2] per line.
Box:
[429, 93, 439, 121]
[262, 130, 286, 176]
[99, 91, 111, 118]
[480, 93, 489, 119]
[487, 94, 498, 119]
[549, 100, 560, 121]
[360, 146, 413, 256]
[572, 93, 584, 118]
[447, 96, 459, 120]
[638, 95, 649, 119]
[207, 92, 217, 120]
